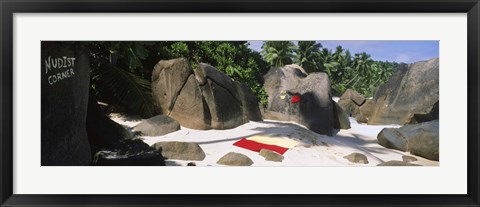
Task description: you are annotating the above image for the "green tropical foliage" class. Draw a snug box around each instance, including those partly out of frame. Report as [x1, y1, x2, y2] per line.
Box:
[88, 42, 156, 118]
[260, 41, 297, 67]
[259, 41, 397, 97]
[294, 41, 323, 73]
[320, 48, 397, 97]
[92, 64, 154, 117]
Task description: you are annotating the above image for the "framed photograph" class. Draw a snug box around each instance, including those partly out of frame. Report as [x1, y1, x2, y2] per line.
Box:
[1, 0, 479, 206]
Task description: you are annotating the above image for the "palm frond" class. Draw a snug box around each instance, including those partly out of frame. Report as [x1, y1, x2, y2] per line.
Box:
[92, 63, 154, 118]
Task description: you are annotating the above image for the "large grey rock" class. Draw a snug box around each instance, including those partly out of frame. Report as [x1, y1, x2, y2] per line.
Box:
[376, 120, 439, 161]
[236, 82, 263, 121]
[343, 152, 369, 164]
[152, 58, 193, 115]
[369, 58, 439, 125]
[153, 141, 206, 161]
[263, 65, 336, 135]
[151, 60, 262, 130]
[259, 149, 284, 162]
[377, 128, 408, 152]
[133, 115, 180, 136]
[401, 120, 439, 161]
[152, 59, 212, 130]
[41, 42, 92, 166]
[263, 65, 306, 117]
[169, 74, 211, 130]
[195, 64, 246, 129]
[217, 152, 254, 166]
[195, 63, 242, 100]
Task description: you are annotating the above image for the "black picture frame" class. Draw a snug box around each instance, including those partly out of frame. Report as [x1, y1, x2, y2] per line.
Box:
[1, 0, 479, 206]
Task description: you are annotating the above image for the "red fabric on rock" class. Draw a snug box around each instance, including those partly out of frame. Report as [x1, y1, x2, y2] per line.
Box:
[233, 138, 289, 155]
[291, 95, 301, 103]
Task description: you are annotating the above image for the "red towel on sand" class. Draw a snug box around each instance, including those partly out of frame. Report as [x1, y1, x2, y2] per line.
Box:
[233, 138, 289, 155]
[291, 95, 301, 103]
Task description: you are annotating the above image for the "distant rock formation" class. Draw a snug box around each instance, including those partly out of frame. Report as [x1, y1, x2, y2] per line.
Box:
[151, 58, 262, 130]
[263, 64, 349, 136]
[368, 58, 439, 125]
[338, 89, 374, 124]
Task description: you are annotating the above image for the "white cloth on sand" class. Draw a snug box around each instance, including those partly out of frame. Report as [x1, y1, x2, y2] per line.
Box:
[246, 135, 299, 149]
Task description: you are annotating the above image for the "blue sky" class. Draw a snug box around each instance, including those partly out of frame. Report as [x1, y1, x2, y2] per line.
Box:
[247, 40, 439, 64]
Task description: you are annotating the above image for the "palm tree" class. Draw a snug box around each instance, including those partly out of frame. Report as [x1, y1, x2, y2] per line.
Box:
[89, 42, 155, 118]
[294, 41, 322, 73]
[318, 48, 333, 72]
[260, 41, 296, 67]
[342, 49, 353, 68]
[353, 52, 374, 77]
[332, 45, 344, 63]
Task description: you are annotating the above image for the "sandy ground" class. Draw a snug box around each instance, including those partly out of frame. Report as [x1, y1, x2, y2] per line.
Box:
[110, 113, 439, 167]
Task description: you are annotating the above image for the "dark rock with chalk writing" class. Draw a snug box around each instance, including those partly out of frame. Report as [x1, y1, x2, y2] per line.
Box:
[42, 42, 166, 166]
[41, 42, 92, 166]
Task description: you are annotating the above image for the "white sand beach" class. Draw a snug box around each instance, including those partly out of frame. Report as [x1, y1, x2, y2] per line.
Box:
[110, 112, 439, 167]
